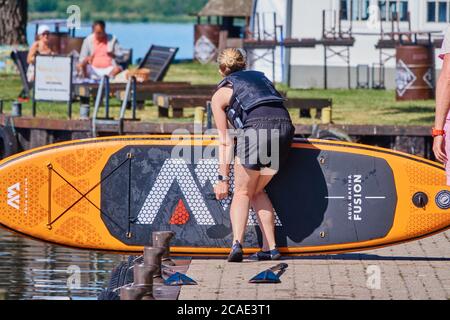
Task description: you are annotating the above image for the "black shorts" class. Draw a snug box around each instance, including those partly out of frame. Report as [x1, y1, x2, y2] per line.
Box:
[235, 118, 295, 172]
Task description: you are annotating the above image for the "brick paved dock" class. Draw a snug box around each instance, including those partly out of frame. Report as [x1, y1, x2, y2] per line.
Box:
[179, 231, 450, 300]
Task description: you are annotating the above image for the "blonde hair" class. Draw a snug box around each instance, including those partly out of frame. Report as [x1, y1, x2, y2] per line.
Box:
[217, 48, 247, 76]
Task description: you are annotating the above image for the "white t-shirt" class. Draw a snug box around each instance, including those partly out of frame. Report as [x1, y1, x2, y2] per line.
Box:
[440, 26, 450, 60]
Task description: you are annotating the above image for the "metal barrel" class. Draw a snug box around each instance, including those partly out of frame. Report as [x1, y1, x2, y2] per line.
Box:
[79, 104, 90, 119]
[12, 101, 22, 117]
[395, 45, 435, 101]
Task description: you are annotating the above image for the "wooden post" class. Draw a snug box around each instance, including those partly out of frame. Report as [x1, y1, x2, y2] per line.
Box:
[158, 107, 169, 118]
[324, 46, 328, 89]
[194, 107, 205, 132]
[322, 107, 332, 124]
[206, 101, 213, 130]
[172, 108, 184, 118]
[0, 289, 7, 300]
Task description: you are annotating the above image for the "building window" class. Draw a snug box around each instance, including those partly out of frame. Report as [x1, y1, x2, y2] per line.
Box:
[341, 0, 349, 20]
[427, 1, 450, 22]
[439, 2, 447, 22]
[399, 1, 409, 20]
[340, 0, 408, 21]
[428, 1, 436, 21]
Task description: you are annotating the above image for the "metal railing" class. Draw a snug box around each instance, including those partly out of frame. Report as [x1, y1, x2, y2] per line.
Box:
[92, 76, 109, 137]
[92, 75, 138, 137]
[118, 76, 137, 135]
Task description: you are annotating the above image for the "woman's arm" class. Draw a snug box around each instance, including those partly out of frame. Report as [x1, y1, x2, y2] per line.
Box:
[211, 87, 233, 199]
[436, 55, 450, 130]
[212, 87, 233, 176]
[27, 42, 39, 65]
[434, 54, 450, 163]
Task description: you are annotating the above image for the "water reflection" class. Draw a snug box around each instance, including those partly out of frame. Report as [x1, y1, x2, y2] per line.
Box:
[0, 229, 125, 300]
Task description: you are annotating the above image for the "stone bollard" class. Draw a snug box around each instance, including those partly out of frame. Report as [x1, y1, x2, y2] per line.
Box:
[120, 285, 154, 301]
[134, 263, 157, 287]
[144, 247, 166, 283]
[152, 231, 176, 266]
[120, 263, 157, 301]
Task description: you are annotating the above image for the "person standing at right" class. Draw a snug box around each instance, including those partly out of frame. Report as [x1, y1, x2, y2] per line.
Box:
[434, 26, 450, 185]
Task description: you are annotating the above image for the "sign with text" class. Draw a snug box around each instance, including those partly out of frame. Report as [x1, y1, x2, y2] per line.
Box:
[34, 55, 72, 102]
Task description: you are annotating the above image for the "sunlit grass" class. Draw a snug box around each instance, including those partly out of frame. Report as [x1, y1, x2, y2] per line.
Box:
[0, 63, 436, 126]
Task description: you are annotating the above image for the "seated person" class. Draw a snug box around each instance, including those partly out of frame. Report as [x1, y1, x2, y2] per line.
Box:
[27, 25, 54, 82]
[77, 20, 123, 80]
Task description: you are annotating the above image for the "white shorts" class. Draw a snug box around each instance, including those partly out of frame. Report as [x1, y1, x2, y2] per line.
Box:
[27, 64, 35, 83]
[87, 65, 115, 80]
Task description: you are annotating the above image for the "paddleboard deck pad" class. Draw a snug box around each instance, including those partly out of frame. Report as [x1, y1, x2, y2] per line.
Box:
[0, 136, 449, 255]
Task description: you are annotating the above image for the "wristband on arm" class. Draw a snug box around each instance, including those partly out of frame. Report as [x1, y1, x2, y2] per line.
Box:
[432, 128, 446, 138]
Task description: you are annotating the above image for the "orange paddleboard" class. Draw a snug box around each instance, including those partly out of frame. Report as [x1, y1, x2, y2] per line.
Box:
[0, 136, 449, 255]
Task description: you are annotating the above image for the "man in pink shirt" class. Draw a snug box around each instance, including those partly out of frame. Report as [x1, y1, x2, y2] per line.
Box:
[77, 21, 123, 79]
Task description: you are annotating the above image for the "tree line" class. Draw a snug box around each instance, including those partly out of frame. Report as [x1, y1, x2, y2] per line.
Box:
[29, 0, 209, 18]
[1, 0, 209, 45]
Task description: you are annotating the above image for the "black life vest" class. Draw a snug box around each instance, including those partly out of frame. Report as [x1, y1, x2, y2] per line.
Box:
[217, 70, 285, 129]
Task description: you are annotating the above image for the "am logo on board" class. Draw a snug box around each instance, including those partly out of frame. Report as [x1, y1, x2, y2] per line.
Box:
[7, 183, 20, 210]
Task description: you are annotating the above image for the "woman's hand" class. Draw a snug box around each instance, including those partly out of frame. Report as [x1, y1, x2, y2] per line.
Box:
[214, 181, 229, 200]
[433, 135, 447, 164]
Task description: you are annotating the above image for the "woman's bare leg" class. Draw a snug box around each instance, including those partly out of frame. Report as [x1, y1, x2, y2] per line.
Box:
[251, 171, 277, 251]
[230, 159, 260, 244]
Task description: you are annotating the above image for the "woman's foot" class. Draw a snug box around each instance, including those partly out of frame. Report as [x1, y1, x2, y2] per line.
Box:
[228, 241, 244, 262]
[248, 249, 281, 261]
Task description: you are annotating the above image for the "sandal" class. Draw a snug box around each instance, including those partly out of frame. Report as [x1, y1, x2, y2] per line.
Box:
[248, 249, 281, 261]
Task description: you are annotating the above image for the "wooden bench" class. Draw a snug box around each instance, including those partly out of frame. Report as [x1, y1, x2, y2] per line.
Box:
[154, 93, 333, 121]
[118, 84, 216, 103]
[154, 94, 211, 118]
[75, 81, 193, 99]
[285, 98, 333, 119]
[74, 81, 194, 110]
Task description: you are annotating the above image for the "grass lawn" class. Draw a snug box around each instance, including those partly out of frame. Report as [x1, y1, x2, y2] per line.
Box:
[0, 62, 436, 126]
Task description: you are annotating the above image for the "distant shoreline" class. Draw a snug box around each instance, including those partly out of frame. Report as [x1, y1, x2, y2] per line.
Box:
[29, 12, 197, 24]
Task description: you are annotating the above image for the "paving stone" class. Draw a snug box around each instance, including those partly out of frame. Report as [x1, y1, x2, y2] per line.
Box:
[179, 230, 450, 300]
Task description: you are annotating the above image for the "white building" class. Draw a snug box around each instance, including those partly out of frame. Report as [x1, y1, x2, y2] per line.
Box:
[251, 0, 450, 88]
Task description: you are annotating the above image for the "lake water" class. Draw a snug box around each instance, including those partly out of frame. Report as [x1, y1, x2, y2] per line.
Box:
[27, 22, 195, 62]
[0, 229, 125, 300]
[1, 22, 194, 300]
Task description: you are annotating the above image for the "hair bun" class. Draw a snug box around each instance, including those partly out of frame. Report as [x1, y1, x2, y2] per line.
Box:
[226, 57, 235, 67]
[218, 48, 247, 76]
